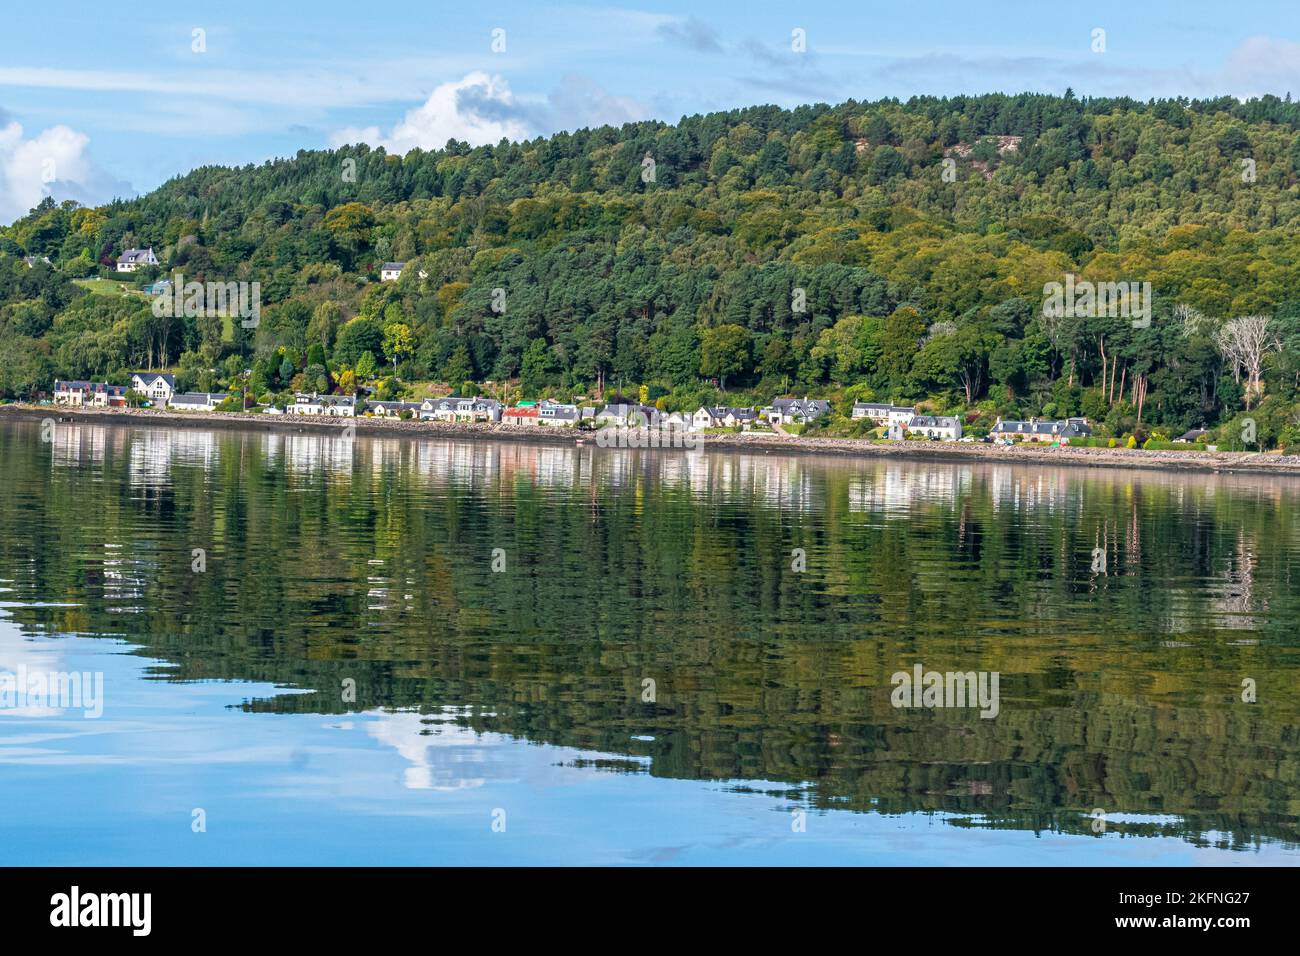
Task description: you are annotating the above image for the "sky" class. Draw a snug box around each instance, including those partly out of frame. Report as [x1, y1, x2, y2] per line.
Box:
[1, 0, 1299, 223]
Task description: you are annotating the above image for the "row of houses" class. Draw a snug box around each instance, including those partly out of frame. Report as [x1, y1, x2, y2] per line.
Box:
[54, 373, 179, 408]
[50, 376, 1095, 445]
[851, 402, 1095, 443]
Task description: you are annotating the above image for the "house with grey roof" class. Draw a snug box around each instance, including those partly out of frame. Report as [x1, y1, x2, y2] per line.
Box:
[990, 417, 1092, 442]
[596, 402, 663, 427]
[130, 372, 176, 406]
[53, 380, 128, 407]
[906, 414, 963, 441]
[852, 402, 916, 429]
[289, 392, 358, 417]
[380, 262, 406, 282]
[536, 399, 580, 427]
[692, 406, 758, 431]
[367, 400, 424, 418]
[168, 392, 230, 412]
[419, 396, 501, 423]
[116, 247, 159, 273]
[761, 397, 831, 425]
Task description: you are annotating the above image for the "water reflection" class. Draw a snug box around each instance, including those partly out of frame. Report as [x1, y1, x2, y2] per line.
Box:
[2, 417, 1298, 862]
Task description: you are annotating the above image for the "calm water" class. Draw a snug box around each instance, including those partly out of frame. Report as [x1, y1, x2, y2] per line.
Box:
[1, 417, 1298, 865]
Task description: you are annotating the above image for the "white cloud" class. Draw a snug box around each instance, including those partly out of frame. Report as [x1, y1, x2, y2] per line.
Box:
[0, 118, 131, 223]
[332, 71, 532, 152]
[331, 71, 648, 154]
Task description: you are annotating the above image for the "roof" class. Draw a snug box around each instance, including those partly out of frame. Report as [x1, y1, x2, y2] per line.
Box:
[132, 372, 176, 387]
[505, 407, 539, 419]
[171, 392, 229, 405]
[381, 262, 406, 271]
[854, 402, 915, 413]
[992, 418, 1092, 437]
[119, 248, 156, 263]
[908, 415, 961, 429]
[295, 392, 356, 405]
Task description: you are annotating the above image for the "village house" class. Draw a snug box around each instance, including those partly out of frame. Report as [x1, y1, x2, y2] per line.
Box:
[693, 406, 758, 430]
[420, 396, 502, 423]
[990, 417, 1092, 442]
[596, 402, 663, 427]
[1175, 428, 1210, 443]
[906, 414, 964, 441]
[535, 399, 581, 427]
[503, 406, 539, 426]
[168, 392, 229, 412]
[852, 402, 916, 429]
[116, 248, 159, 273]
[761, 397, 831, 425]
[130, 373, 176, 406]
[289, 392, 357, 417]
[53, 380, 128, 407]
[22, 255, 51, 268]
[380, 262, 405, 282]
[367, 400, 424, 418]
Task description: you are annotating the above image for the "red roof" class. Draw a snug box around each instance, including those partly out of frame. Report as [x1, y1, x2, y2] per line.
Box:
[505, 407, 538, 419]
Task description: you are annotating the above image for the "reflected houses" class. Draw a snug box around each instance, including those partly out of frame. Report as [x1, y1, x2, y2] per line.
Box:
[847, 463, 969, 518]
[49, 422, 121, 469]
[127, 428, 219, 489]
[263, 430, 356, 477]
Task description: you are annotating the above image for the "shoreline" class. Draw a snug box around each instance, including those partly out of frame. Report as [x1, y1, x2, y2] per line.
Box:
[5, 402, 1300, 478]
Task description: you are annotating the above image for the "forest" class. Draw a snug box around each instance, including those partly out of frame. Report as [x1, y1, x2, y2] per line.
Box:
[4, 90, 1300, 447]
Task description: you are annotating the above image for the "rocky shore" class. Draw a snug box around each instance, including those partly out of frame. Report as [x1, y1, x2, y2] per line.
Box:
[5, 402, 1300, 477]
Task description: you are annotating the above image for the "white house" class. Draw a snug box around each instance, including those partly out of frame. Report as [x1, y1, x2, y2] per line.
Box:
[693, 406, 759, 431]
[367, 400, 424, 418]
[53, 380, 128, 407]
[761, 397, 831, 425]
[116, 248, 159, 272]
[130, 373, 175, 406]
[852, 402, 915, 429]
[536, 399, 580, 427]
[990, 417, 1092, 443]
[380, 262, 405, 282]
[419, 396, 502, 423]
[168, 392, 229, 412]
[906, 415, 963, 441]
[289, 392, 357, 417]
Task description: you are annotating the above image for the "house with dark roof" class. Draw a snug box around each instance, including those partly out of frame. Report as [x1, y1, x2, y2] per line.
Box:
[289, 392, 358, 417]
[168, 392, 229, 412]
[116, 247, 159, 273]
[761, 397, 831, 425]
[130, 373, 176, 405]
[1175, 428, 1210, 443]
[420, 396, 501, 423]
[596, 402, 662, 427]
[367, 400, 423, 418]
[536, 399, 580, 427]
[692, 406, 758, 430]
[380, 262, 406, 282]
[906, 414, 963, 441]
[852, 402, 916, 428]
[990, 417, 1092, 442]
[53, 380, 128, 407]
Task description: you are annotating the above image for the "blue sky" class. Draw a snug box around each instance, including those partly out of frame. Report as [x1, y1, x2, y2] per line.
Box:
[2, 1, 1299, 222]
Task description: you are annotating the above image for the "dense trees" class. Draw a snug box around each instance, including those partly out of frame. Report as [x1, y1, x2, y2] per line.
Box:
[4, 91, 1300, 443]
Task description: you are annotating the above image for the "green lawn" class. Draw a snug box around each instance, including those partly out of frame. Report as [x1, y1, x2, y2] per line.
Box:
[74, 278, 146, 299]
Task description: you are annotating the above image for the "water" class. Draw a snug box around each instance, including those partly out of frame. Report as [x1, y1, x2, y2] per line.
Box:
[1, 417, 1297, 865]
